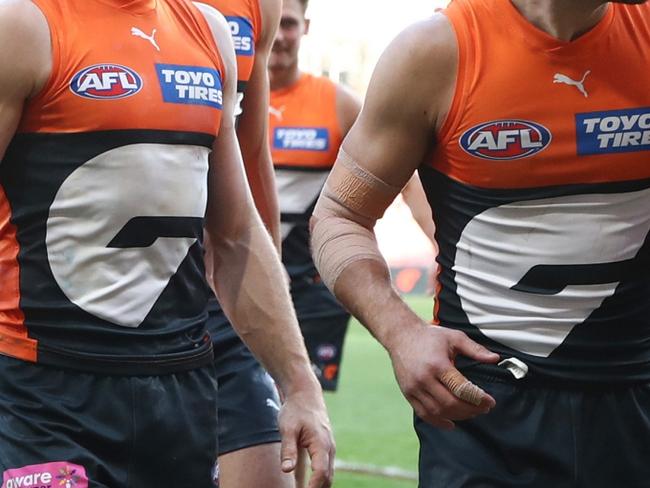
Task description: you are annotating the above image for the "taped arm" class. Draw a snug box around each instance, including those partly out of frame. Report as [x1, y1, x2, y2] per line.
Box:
[311, 18, 450, 343]
[311, 17, 498, 417]
[237, 0, 282, 249]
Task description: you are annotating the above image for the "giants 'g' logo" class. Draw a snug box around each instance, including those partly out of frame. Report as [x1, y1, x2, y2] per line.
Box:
[46, 144, 209, 327]
[454, 188, 650, 357]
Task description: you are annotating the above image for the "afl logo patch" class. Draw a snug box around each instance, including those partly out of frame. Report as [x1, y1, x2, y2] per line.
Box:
[460, 120, 552, 160]
[70, 64, 143, 100]
[316, 344, 337, 361]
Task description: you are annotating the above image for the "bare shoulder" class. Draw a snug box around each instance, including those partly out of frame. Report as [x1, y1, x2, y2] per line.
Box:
[386, 13, 457, 97]
[193, 2, 236, 75]
[340, 14, 458, 185]
[362, 13, 458, 132]
[0, 0, 51, 97]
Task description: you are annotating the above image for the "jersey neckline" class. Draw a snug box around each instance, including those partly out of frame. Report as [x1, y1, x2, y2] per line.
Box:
[93, 0, 158, 15]
[504, 1, 615, 54]
[271, 72, 310, 97]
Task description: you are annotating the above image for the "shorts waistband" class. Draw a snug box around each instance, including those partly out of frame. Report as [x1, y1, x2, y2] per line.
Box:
[457, 358, 650, 390]
[33, 340, 214, 376]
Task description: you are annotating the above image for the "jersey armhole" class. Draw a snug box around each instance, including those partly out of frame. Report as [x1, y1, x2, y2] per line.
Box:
[191, 2, 228, 92]
[435, 8, 473, 149]
[26, 0, 62, 106]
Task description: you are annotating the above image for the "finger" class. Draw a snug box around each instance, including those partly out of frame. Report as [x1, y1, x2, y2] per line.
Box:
[429, 380, 493, 419]
[307, 449, 333, 488]
[280, 428, 298, 473]
[439, 368, 495, 408]
[409, 395, 455, 430]
[452, 332, 500, 364]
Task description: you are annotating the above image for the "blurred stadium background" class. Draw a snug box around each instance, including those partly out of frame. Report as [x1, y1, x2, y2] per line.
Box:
[298, 0, 449, 485]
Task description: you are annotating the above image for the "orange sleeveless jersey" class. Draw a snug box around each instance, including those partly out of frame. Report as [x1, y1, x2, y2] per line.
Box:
[269, 73, 346, 317]
[198, 0, 261, 94]
[423, 0, 650, 382]
[0, 0, 224, 370]
[269, 73, 342, 169]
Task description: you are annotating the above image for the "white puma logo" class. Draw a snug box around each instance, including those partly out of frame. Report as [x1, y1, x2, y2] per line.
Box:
[131, 27, 160, 51]
[266, 398, 280, 411]
[553, 70, 591, 98]
[269, 105, 286, 121]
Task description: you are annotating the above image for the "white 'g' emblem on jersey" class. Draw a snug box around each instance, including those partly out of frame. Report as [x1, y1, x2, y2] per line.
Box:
[454, 188, 650, 357]
[46, 144, 209, 327]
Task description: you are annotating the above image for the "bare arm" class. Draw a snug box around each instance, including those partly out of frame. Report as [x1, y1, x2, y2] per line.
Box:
[312, 16, 498, 429]
[198, 8, 333, 488]
[0, 0, 51, 159]
[237, 0, 282, 249]
[401, 172, 437, 248]
[334, 82, 361, 137]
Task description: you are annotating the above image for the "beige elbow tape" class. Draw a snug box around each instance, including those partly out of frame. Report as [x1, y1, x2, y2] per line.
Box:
[439, 369, 486, 406]
[311, 149, 400, 291]
[315, 148, 401, 222]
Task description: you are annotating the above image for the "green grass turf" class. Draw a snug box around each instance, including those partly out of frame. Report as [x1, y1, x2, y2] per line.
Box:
[325, 295, 434, 488]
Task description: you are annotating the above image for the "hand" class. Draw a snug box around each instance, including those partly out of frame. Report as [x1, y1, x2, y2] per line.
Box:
[388, 323, 500, 430]
[278, 384, 335, 488]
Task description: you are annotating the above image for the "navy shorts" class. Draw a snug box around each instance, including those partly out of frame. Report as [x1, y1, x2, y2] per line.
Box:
[300, 314, 350, 391]
[0, 354, 219, 488]
[415, 363, 650, 488]
[211, 312, 281, 455]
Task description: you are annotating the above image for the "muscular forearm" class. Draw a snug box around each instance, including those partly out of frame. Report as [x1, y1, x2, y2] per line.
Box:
[243, 152, 281, 250]
[322, 231, 426, 353]
[210, 217, 316, 395]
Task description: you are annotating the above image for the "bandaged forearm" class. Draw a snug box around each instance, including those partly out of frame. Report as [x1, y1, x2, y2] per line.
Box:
[312, 216, 387, 291]
[311, 149, 401, 291]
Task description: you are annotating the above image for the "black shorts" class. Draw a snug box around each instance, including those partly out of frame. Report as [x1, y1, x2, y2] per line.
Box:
[0, 354, 219, 488]
[211, 312, 281, 455]
[299, 314, 350, 391]
[415, 363, 650, 488]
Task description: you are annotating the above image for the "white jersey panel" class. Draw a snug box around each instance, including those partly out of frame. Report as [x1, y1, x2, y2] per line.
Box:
[46, 143, 209, 327]
[454, 187, 650, 357]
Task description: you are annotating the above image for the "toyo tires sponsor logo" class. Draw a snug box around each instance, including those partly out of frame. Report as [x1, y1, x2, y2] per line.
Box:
[576, 107, 650, 155]
[460, 120, 552, 160]
[70, 64, 143, 100]
[226, 16, 254, 56]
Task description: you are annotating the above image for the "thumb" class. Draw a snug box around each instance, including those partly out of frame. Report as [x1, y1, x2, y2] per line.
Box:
[280, 430, 298, 473]
[453, 332, 500, 364]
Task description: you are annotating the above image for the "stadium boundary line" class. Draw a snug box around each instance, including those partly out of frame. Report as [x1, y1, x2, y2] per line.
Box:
[335, 459, 418, 481]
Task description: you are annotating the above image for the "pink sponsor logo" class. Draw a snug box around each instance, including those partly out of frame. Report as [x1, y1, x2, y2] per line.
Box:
[2, 462, 88, 488]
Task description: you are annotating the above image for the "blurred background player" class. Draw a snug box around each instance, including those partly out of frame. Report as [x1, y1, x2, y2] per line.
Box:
[194, 0, 295, 486]
[269, 0, 359, 402]
[311, 0, 650, 486]
[267, 1, 360, 484]
[0, 0, 333, 486]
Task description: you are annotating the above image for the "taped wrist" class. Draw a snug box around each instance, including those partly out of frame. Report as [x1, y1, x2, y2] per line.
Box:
[311, 148, 401, 292]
